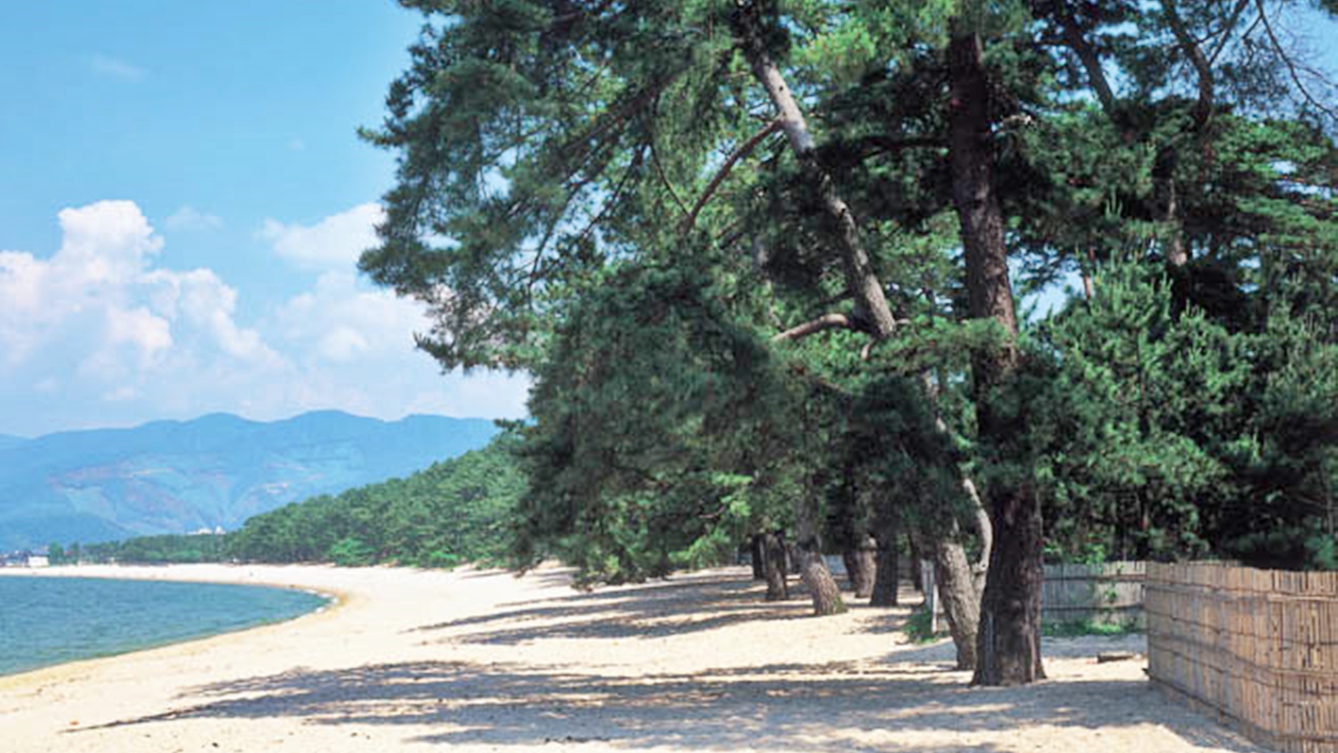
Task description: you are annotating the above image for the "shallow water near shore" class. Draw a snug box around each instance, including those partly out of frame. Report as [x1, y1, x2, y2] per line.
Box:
[0, 574, 328, 676]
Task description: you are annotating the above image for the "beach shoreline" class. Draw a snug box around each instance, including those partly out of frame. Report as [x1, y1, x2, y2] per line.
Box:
[0, 564, 346, 683]
[0, 563, 1262, 752]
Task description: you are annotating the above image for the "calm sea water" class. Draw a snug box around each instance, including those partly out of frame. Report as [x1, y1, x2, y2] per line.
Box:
[0, 575, 329, 676]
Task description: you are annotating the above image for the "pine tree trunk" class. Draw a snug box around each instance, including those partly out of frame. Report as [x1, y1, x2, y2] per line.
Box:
[974, 488, 1045, 685]
[934, 538, 981, 671]
[799, 544, 847, 616]
[963, 477, 992, 598]
[762, 530, 790, 601]
[946, 29, 1044, 686]
[795, 496, 846, 616]
[843, 535, 877, 598]
[870, 524, 900, 606]
[910, 526, 981, 667]
[750, 534, 766, 580]
[909, 544, 924, 593]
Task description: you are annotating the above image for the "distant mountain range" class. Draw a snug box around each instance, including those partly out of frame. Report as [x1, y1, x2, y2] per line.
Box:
[0, 411, 499, 551]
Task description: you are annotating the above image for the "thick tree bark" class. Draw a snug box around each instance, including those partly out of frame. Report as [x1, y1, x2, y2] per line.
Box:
[934, 537, 981, 671]
[798, 544, 847, 616]
[761, 530, 790, 601]
[909, 526, 981, 668]
[870, 523, 900, 607]
[843, 534, 877, 598]
[795, 497, 846, 616]
[923, 371, 991, 627]
[947, 30, 1045, 686]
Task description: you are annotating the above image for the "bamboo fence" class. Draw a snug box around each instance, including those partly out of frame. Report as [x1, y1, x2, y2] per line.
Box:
[1042, 561, 1146, 628]
[1146, 562, 1338, 753]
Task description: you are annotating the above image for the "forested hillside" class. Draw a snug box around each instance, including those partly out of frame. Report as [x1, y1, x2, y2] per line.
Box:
[227, 435, 522, 566]
[0, 411, 497, 550]
[358, 0, 1338, 685]
[64, 436, 523, 568]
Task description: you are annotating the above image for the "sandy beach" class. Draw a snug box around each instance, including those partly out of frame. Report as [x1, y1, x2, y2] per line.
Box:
[0, 563, 1263, 752]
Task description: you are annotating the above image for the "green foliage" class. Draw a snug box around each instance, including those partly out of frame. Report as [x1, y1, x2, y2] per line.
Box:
[1042, 619, 1143, 638]
[1032, 258, 1338, 569]
[226, 436, 523, 568]
[327, 538, 377, 567]
[1216, 309, 1338, 569]
[1033, 260, 1240, 561]
[510, 260, 800, 584]
[78, 534, 229, 565]
[359, 0, 1338, 577]
[904, 607, 945, 643]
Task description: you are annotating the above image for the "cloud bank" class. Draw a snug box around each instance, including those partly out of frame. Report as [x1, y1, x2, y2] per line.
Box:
[260, 202, 382, 269]
[0, 200, 529, 436]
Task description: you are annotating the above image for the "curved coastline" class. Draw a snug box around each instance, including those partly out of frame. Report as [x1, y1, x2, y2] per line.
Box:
[0, 564, 348, 688]
[0, 563, 1259, 753]
[0, 566, 338, 679]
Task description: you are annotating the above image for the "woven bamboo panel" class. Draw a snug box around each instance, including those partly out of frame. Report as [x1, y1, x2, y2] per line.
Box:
[1147, 562, 1338, 753]
[1042, 561, 1146, 628]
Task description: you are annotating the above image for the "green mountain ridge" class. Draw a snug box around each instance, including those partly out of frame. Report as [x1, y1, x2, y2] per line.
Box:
[0, 411, 499, 551]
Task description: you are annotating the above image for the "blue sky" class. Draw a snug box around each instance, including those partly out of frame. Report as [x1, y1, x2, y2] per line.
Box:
[3, 4, 1334, 438]
[0, 2, 531, 437]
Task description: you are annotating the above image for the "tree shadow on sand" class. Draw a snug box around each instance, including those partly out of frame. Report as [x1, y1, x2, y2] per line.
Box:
[73, 657, 1258, 752]
[412, 571, 824, 643]
[72, 569, 1258, 752]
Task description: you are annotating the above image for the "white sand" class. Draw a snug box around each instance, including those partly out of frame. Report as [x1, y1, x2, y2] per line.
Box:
[0, 563, 1263, 752]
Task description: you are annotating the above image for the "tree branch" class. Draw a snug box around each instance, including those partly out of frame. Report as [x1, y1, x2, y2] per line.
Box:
[962, 477, 992, 580]
[1164, 0, 1216, 129]
[1052, 4, 1118, 115]
[1208, 0, 1253, 66]
[1254, 0, 1338, 123]
[650, 141, 690, 218]
[578, 145, 645, 241]
[680, 119, 782, 234]
[772, 312, 860, 342]
[734, 4, 899, 339]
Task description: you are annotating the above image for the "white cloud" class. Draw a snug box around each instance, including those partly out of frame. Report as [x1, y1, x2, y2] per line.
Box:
[91, 54, 146, 81]
[164, 206, 223, 232]
[265, 263, 532, 423]
[258, 206, 531, 423]
[316, 326, 370, 362]
[103, 385, 140, 402]
[0, 200, 531, 437]
[145, 268, 283, 366]
[0, 201, 282, 429]
[106, 305, 173, 363]
[260, 203, 383, 270]
[0, 201, 162, 365]
[0, 250, 46, 306]
[57, 199, 163, 285]
[273, 270, 422, 360]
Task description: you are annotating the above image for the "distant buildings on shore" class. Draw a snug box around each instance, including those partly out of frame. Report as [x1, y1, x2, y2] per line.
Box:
[1, 549, 50, 568]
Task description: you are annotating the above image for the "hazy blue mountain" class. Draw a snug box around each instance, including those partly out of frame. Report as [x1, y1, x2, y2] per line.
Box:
[0, 412, 499, 551]
[0, 435, 28, 451]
